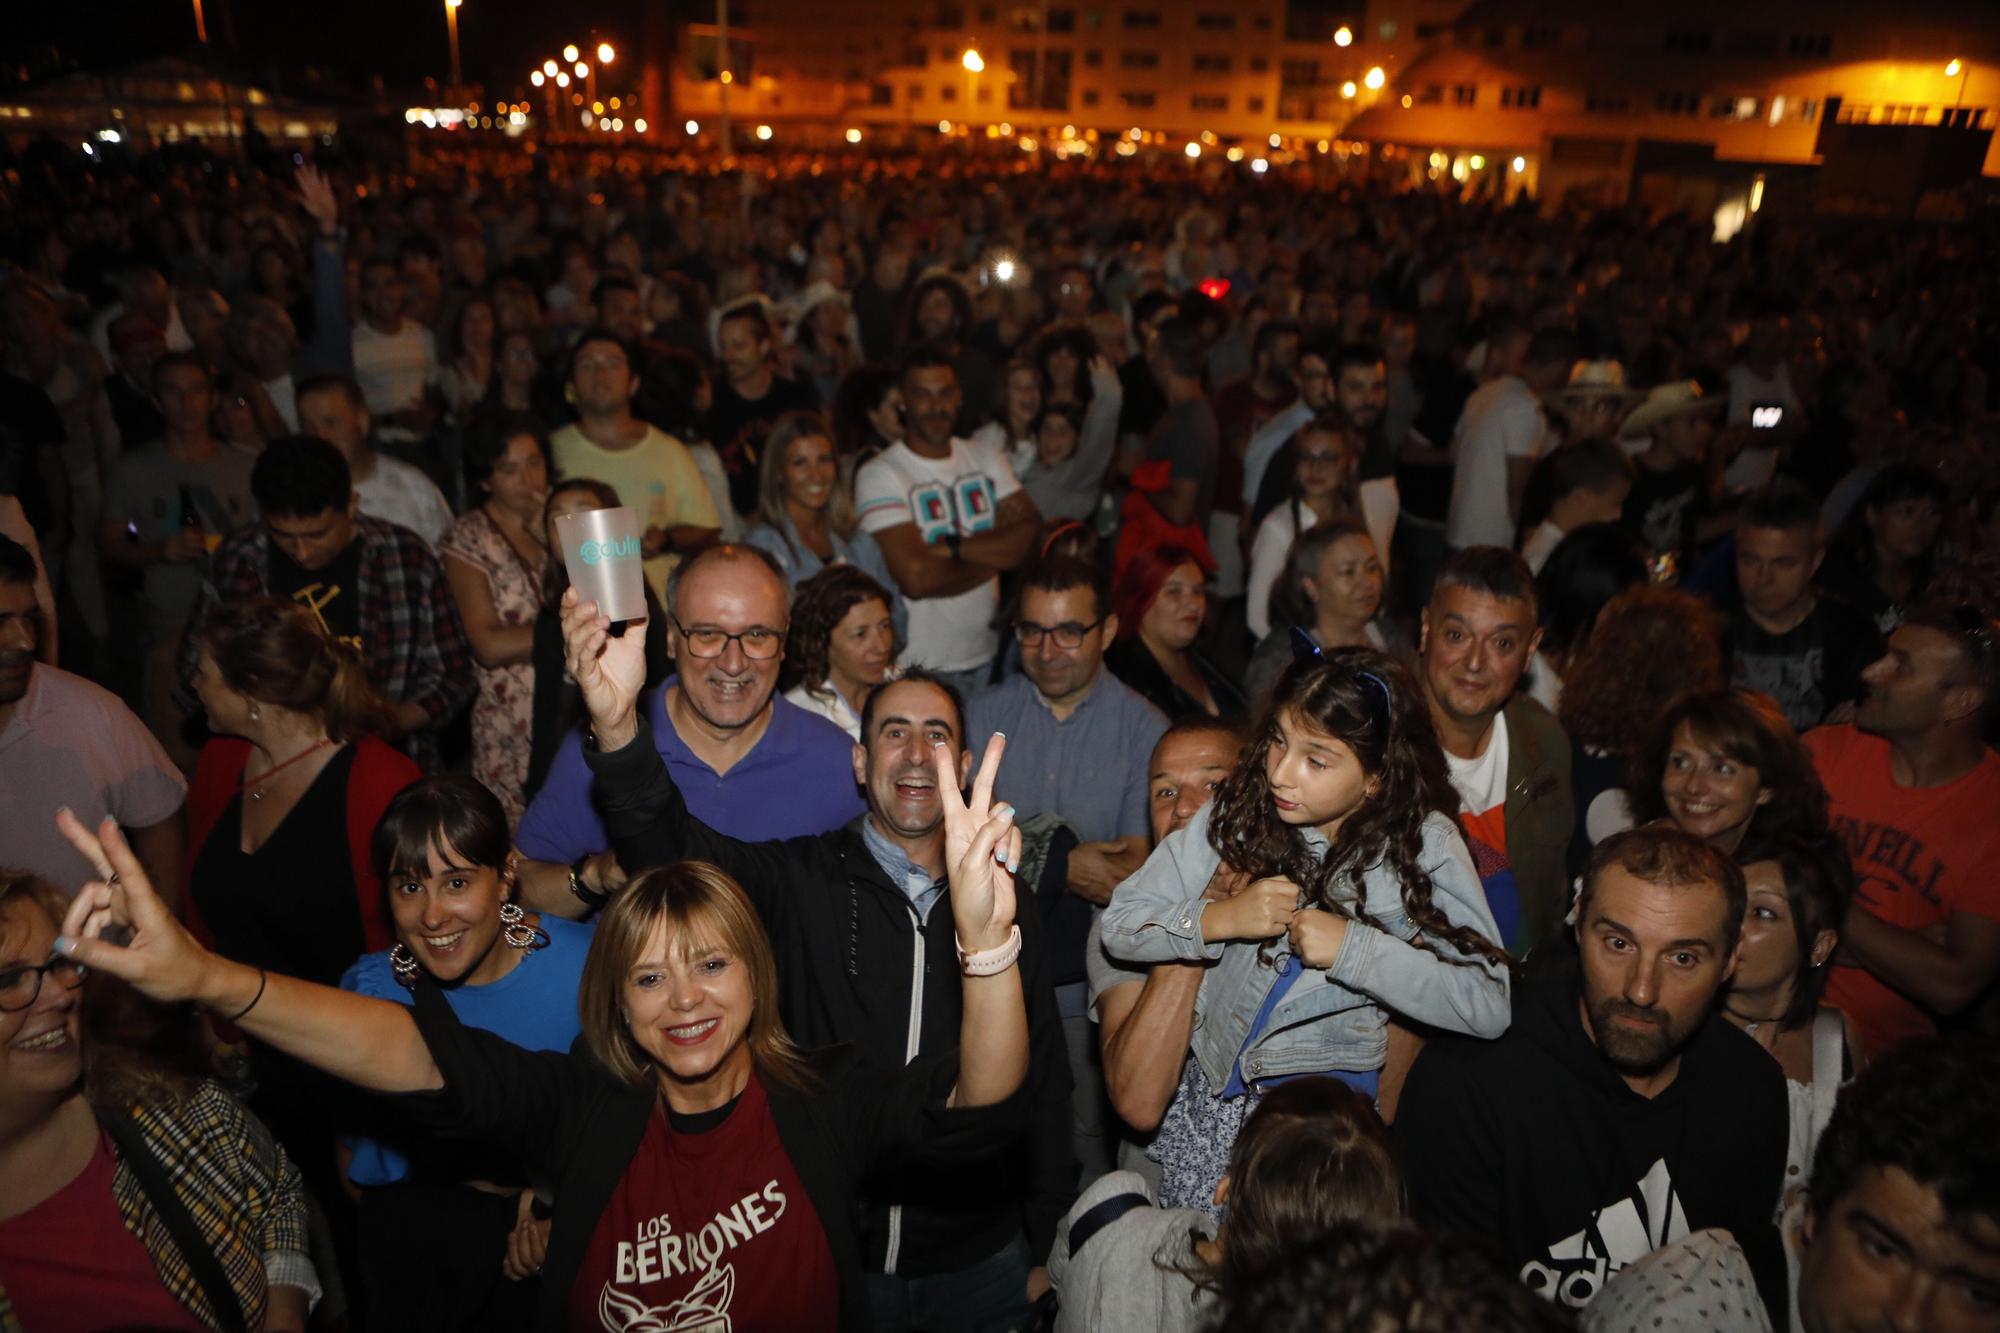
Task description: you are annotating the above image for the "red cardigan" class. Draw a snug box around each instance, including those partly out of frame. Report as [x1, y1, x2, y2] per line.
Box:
[182, 736, 420, 957]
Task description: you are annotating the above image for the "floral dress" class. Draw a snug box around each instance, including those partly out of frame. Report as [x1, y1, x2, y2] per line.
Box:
[438, 508, 544, 824]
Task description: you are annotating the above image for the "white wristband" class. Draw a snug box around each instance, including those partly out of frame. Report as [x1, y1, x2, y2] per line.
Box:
[956, 925, 1022, 976]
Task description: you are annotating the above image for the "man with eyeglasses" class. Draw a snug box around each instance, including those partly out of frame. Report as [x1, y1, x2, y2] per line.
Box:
[967, 555, 1168, 1184]
[1804, 601, 2000, 1058]
[515, 544, 865, 905]
[0, 536, 187, 906]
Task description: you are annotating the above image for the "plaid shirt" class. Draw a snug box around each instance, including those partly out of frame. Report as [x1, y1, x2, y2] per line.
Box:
[0, 1082, 315, 1333]
[179, 514, 475, 770]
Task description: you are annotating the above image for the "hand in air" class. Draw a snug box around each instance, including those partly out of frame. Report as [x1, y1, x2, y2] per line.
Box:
[560, 586, 648, 747]
[936, 734, 1019, 955]
[51, 810, 214, 1004]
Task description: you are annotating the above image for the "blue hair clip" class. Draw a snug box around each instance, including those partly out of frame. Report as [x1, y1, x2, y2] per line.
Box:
[1289, 628, 1394, 715]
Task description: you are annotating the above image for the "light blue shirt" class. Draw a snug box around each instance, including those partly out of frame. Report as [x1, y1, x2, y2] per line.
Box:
[965, 669, 1167, 845]
[1241, 398, 1315, 508]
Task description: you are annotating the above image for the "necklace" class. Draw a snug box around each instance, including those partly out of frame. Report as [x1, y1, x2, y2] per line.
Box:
[1725, 1004, 1786, 1045]
[236, 737, 336, 801]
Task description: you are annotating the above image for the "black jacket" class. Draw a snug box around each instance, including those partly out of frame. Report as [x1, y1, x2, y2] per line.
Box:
[396, 987, 1024, 1333]
[1395, 961, 1789, 1322]
[585, 720, 1077, 1276]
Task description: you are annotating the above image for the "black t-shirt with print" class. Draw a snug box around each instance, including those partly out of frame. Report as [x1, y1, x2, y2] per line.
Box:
[267, 537, 365, 654]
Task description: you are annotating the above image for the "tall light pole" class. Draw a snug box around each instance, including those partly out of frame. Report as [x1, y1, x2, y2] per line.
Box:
[444, 0, 463, 92]
[191, 0, 209, 43]
[717, 0, 733, 147]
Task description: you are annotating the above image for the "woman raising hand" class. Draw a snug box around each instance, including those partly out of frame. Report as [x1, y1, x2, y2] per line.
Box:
[51, 718, 1030, 1332]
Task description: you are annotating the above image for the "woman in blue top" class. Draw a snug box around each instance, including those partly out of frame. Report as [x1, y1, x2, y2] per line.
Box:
[339, 774, 593, 1331]
[743, 409, 905, 636]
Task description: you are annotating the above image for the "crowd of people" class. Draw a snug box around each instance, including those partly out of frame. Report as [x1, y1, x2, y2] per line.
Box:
[1, 135, 1998, 1332]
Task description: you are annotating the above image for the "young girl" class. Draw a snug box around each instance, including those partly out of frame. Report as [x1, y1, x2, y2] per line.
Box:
[1100, 648, 1511, 1211]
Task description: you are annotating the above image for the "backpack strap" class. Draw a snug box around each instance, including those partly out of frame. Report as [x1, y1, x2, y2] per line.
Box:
[97, 1108, 251, 1333]
[1068, 1190, 1153, 1256]
[1808, 1007, 1846, 1148]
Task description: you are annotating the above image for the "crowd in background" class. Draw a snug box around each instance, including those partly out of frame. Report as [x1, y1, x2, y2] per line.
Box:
[0, 136, 1997, 1333]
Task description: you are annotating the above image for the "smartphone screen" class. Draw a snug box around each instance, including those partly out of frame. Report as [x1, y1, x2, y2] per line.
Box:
[1750, 403, 1785, 430]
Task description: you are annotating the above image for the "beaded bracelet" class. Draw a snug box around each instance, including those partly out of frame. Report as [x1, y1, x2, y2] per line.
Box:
[956, 925, 1022, 976]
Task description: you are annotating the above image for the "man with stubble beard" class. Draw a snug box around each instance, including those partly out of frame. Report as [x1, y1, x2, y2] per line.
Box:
[545, 591, 1075, 1327]
[1396, 825, 1789, 1323]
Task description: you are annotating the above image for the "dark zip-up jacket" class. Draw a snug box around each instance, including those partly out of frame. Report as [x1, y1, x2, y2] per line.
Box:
[585, 720, 1077, 1276]
[395, 985, 1025, 1332]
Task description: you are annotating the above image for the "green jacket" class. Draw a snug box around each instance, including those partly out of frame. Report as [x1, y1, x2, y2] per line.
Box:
[1502, 695, 1576, 957]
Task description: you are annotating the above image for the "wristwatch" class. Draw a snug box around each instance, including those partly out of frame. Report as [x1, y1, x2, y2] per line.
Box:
[568, 855, 608, 910]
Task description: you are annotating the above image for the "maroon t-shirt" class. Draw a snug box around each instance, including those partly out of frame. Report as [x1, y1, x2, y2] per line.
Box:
[0, 1129, 204, 1332]
[569, 1073, 841, 1332]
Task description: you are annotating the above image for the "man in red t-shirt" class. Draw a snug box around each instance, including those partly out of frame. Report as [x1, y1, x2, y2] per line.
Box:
[1805, 605, 2000, 1057]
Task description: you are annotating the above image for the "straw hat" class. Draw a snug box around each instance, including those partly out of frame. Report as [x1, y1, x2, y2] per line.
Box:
[1560, 359, 1639, 402]
[1622, 380, 1725, 438]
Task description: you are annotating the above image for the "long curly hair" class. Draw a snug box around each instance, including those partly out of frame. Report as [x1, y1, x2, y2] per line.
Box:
[779, 563, 895, 697]
[1628, 689, 1830, 842]
[1206, 649, 1508, 970]
[1558, 586, 1725, 755]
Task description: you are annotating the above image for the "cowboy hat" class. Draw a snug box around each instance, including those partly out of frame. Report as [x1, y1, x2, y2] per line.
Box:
[1621, 380, 1725, 437]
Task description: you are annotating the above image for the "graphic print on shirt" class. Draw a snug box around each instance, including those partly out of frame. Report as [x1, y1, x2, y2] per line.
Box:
[1521, 1158, 1688, 1309]
[596, 1181, 788, 1332]
[290, 581, 363, 653]
[1831, 815, 1946, 912]
[1731, 644, 1823, 731]
[909, 475, 999, 543]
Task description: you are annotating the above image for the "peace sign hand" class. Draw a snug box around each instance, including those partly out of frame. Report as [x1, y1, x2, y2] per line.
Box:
[52, 810, 220, 1007]
[936, 734, 1019, 955]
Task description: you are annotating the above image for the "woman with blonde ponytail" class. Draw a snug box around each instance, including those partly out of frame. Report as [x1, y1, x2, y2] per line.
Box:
[179, 595, 419, 1253]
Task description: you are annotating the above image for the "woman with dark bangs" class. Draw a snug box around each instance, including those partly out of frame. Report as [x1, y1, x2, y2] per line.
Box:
[1100, 650, 1510, 1211]
[338, 775, 594, 1331]
[1627, 689, 1830, 858]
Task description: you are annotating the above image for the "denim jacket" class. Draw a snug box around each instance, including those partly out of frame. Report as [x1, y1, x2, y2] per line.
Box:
[1098, 803, 1512, 1090]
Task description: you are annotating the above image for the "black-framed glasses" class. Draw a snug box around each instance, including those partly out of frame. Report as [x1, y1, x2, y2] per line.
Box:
[670, 614, 786, 660]
[1015, 617, 1106, 649]
[0, 955, 87, 1013]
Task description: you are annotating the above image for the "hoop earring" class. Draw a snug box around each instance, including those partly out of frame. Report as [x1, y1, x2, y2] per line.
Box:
[500, 901, 546, 953]
[389, 943, 421, 989]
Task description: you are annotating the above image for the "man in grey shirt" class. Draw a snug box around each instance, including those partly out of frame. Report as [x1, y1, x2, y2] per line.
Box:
[966, 554, 1168, 1183]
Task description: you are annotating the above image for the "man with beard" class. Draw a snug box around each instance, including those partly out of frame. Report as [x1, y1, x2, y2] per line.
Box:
[1246, 340, 1402, 574]
[1396, 826, 1788, 1321]
[541, 597, 1074, 1326]
[515, 544, 864, 897]
[0, 536, 186, 903]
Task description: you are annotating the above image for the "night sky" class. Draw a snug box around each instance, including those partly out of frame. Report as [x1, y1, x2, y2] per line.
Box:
[6, 0, 651, 94]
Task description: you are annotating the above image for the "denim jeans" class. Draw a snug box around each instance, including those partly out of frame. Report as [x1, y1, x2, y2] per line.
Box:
[866, 1234, 1034, 1333]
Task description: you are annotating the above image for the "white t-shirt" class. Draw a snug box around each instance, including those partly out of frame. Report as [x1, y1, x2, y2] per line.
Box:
[854, 436, 1022, 673]
[1246, 501, 1319, 641]
[1521, 519, 1565, 574]
[351, 320, 438, 442]
[1723, 362, 1802, 494]
[1444, 710, 1511, 825]
[1445, 376, 1547, 550]
[355, 453, 453, 546]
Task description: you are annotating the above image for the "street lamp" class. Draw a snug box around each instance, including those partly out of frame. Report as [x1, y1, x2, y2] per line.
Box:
[1946, 58, 1962, 77]
[1341, 80, 1357, 98]
[543, 60, 557, 76]
[962, 48, 985, 72]
[444, 0, 462, 92]
[563, 44, 579, 62]
[598, 42, 615, 64]
[1334, 25, 1352, 47]
[1364, 66, 1386, 90]
[962, 48, 984, 122]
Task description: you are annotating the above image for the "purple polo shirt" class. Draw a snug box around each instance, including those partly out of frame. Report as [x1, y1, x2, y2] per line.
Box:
[516, 679, 865, 862]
